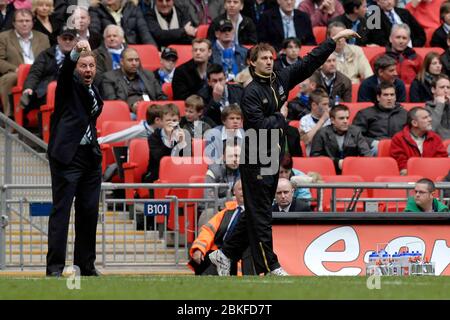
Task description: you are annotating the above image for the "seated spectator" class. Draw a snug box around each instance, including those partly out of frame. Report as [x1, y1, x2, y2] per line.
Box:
[430, 1, 450, 50]
[310, 104, 371, 174]
[154, 47, 178, 85]
[234, 47, 252, 87]
[0, 8, 49, 117]
[299, 88, 331, 155]
[98, 103, 162, 145]
[89, 0, 155, 45]
[330, 0, 374, 46]
[31, 0, 61, 46]
[328, 21, 372, 84]
[210, 19, 248, 81]
[142, 103, 188, 183]
[172, 38, 211, 100]
[190, 179, 255, 275]
[272, 178, 312, 212]
[93, 24, 125, 81]
[368, 0, 426, 47]
[298, 0, 344, 27]
[426, 74, 450, 139]
[287, 77, 316, 121]
[69, 6, 101, 50]
[207, 0, 257, 46]
[198, 63, 244, 127]
[378, 24, 422, 85]
[101, 47, 167, 118]
[257, 0, 316, 52]
[404, 178, 449, 212]
[204, 104, 244, 163]
[179, 94, 214, 138]
[279, 154, 312, 200]
[20, 26, 77, 121]
[274, 37, 302, 71]
[0, 0, 15, 32]
[405, 0, 442, 37]
[181, 0, 224, 26]
[353, 82, 408, 155]
[410, 52, 443, 102]
[358, 55, 407, 103]
[310, 52, 353, 103]
[390, 107, 448, 175]
[145, 0, 196, 48]
[242, 0, 277, 25]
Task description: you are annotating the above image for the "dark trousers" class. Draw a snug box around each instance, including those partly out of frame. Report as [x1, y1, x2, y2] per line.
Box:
[46, 145, 102, 275]
[222, 165, 280, 274]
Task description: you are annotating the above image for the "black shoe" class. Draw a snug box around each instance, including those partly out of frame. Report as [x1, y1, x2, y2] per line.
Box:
[81, 269, 102, 276]
[46, 271, 63, 277]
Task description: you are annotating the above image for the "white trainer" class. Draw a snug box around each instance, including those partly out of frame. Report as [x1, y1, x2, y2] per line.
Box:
[269, 267, 289, 276]
[209, 250, 231, 276]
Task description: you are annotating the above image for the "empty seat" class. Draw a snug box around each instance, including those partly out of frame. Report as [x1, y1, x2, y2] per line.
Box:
[342, 157, 399, 181]
[362, 46, 386, 64]
[377, 139, 392, 157]
[127, 44, 160, 71]
[40, 81, 57, 143]
[414, 47, 445, 62]
[313, 26, 327, 44]
[321, 175, 367, 212]
[196, 24, 209, 39]
[292, 156, 336, 176]
[407, 157, 450, 180]
[11, 64, 32, 126]
[136, 100, 185, 120]
[299, 45, 316, 58]
[96, 100, 131, 135]
[373, 175, 423, 212]
[168, 44, 192, 67]
[123, 138, 150, 200]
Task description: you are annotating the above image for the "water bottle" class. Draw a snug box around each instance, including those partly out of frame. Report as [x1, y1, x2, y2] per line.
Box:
[367, 251, 379, 275]
[334, 95, 340, 106]
[391, 252, 400, 275]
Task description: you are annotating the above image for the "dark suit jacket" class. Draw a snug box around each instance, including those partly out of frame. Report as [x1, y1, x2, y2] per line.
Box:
[0, 4, 14, 32]
[47, 53, 104, 165]
[257, 8, 316, 52]
[272, 197, 311, 212]
[285, 125, 303, 157]
[100, 68, 167, 104]
[172, 59, 209, 100]
[310, 70, 352, 102]
[207, 13, 257, 45]
[329, 14, 375, 46]
[367, 6, 425, 47]
[357, 75, 406, 103]
[430, 25, 448, 50]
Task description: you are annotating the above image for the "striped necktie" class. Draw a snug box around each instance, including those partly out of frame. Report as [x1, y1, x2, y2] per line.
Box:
[81, 86, 99, 144]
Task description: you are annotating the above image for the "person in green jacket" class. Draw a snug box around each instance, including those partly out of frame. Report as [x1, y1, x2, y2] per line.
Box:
[404, 178, 449, 212]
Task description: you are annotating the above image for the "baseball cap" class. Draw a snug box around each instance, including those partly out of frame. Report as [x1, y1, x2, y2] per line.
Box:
[59, 26, 77, 39]
[217, 19, 233, 32]
[161, 47, 178, 61]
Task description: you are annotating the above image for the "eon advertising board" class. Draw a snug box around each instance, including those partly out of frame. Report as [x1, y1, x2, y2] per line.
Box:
[273, 225, 450, 275]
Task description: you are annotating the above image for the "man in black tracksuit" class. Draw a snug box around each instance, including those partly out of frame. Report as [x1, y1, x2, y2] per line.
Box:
[209, 29, 360, 276]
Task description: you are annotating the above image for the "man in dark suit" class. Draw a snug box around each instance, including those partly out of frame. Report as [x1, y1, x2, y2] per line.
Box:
[368, 0, 425, 47]
[272, 178, 311, 212]
[101, 47, 167, 117]
[257, 0, 316, 52]
[46, 40, 103, 277]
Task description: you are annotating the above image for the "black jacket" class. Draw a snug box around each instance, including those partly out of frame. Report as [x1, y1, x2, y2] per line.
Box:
[357, 75, 406, 103]
[440, 49, 450, 78]
[285, 125, 303, 157]
[146, 5, 194, 48]
[242, 0, 277, 25]
[172, 59, 209, 100]
[430, 25, 448, 50]
[329, 14, 374, 46]
[0, 3, 14, 32]
[89, 1, 156, 45]
[272, 197, 311, 213]
[257, 8, 316, 52]
[240, 38, 336, 167]
[47, 53, 103, 165]
[409, 76, 434, 103]
[352, 103, 407, 146]
[207, 13, 257, 45]
[310, 125, 371, 174]
[23, 45, 60, 99]
[93, 44, 116, 82]
[198, 83, 244, 126]
[367, 6, 425, 47]
[101, 68, 167, 105]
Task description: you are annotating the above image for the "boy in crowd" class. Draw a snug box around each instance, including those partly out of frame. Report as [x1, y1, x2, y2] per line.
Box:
[179, 94, 215, 138]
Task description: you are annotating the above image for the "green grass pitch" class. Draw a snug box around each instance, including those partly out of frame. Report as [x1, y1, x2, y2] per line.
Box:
[1, 276, 450, 300]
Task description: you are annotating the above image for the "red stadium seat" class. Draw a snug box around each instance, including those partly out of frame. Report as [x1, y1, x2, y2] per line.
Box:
[414, 47, 445, 62]
[127, 44, 160, 71]
[11, 64, 32, 126]
[313, 26, 327, 44]
[99, 120, 139, 180]
[288, 120, 299, 128]
[401, 102, 425, 111]
[362, 46, 385, 65]
[168, 44, 192, 67]
[136, 100, 185, 120]
[162, 82, 173, 100]
[288, 84, 300, 101]
[341, 102, 372, 124]
[405, 83, 410, 102]
[342, 157, 400, 181]
[351, 83, 359, 103]
[40, 81, 57, 143]
[299, 45, 316, 58]
[123, 138, 150, 200]
[96, 100, 131, 135]
[377, 139, 391, 157]
[321, 175, 367, 212]
[292, 156, 336, 176]
[373, 175, 423, 212]
[407, 158, 450, 180]
[425, 28, 434, 47]
[196, 24, 209, 39]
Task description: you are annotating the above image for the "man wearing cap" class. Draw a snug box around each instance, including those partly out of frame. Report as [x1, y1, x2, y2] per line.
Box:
[20, 26, 77, 124]
[0, 8, 49, 117]
[101, 47, 167, 118]
[210, 19, 248, 82]
[154, 47, 178, 85]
